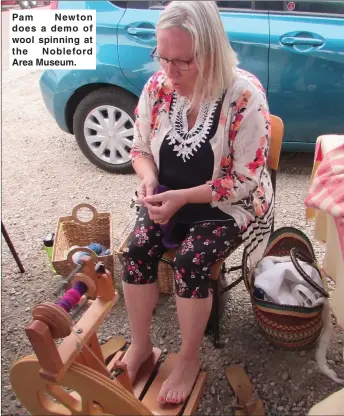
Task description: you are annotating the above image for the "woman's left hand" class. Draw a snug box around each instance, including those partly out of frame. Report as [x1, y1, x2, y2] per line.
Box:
[144, 190, 187, 224]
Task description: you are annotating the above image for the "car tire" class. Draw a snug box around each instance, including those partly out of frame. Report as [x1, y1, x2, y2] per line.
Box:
[73, 87, 138, 174]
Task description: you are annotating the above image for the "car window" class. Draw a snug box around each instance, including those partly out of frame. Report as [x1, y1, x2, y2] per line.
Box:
[286, 1, 344, 15]
[255, 1, 284, 10]
[216, 1, 252, 9]
[109, 1, 149, 8]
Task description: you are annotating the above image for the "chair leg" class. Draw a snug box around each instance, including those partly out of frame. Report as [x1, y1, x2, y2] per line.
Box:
[1, 222, 25, 273]
[211, 279, 224, 349]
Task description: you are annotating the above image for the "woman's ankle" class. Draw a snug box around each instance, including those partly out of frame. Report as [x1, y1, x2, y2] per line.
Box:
[178, 348, 201, 362]
[130, 338, 152, 350]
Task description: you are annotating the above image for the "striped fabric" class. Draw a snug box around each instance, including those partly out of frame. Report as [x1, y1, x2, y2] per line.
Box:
[305, 143, 344, 260]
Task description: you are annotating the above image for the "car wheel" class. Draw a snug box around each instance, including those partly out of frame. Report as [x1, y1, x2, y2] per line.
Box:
[73, 87, 137, 174]
[19, 0, 31, 8]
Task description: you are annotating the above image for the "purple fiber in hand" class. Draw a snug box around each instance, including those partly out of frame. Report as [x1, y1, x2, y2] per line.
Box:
[153, 185, 180, 249]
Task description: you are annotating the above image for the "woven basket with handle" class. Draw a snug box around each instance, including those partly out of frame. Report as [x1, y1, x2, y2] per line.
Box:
[243, 226, 329, 349]
[52, 203, 114, 278]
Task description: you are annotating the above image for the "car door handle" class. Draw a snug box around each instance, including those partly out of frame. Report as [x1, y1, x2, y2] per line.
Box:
[127, 27, 156, 37]
[281, 36, 324, 47]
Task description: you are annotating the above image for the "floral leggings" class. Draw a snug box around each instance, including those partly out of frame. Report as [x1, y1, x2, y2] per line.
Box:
[122, 207, 243, 299]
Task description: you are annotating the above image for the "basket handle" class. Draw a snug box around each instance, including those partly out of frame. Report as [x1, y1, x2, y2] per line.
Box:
[242, 247, 252, 292]
[290, 247, 329, 298]
[67, 247, 98, 264]
[72, 203, 98, 225]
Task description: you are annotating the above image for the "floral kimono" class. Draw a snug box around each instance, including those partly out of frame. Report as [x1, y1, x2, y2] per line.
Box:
[130, 68, 274, 266]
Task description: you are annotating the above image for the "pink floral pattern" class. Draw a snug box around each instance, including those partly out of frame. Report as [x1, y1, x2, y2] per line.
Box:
[122, 208, 242, 298]
[130, 68, 273, 233]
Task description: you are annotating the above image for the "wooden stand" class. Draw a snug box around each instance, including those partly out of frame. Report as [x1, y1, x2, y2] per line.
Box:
[10, 256, 206, 416]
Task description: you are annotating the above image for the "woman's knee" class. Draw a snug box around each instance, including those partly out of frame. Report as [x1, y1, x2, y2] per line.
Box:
[174, 252, 210, 298]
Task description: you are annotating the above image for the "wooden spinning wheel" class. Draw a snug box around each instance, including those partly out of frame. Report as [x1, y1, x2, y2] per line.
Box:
[10, 256, 207, 416]
[10, 356, 151, 416]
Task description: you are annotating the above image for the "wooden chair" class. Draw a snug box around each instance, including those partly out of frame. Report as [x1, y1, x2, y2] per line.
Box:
[159, 115, 284, 348]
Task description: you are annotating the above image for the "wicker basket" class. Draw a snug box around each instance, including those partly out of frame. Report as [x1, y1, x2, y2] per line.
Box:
[243, 226, 329, 349]
[116, 233, 175, 295]
[52, 203, 114, 278]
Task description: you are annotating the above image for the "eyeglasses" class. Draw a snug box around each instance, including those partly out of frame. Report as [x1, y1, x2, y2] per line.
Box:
[150, 47, 192, 71]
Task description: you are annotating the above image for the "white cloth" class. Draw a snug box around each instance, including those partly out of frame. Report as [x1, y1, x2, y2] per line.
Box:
[254, 256, 324, 307]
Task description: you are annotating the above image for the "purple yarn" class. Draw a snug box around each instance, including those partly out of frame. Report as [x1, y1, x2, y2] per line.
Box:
[74, 281, 88, 296]
[56, 281, 88, 312]
[153, 185, 180, 249]
[57, 298, 72, 312]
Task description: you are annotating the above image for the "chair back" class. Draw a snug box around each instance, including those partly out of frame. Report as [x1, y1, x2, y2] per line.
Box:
[268, 115, 284, 171]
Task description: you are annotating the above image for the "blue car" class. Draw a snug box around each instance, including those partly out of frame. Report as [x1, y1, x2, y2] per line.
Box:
[39, 0, 344, 173]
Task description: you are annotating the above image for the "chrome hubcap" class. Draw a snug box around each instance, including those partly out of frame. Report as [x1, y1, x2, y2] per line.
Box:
[84, 105, 134, 166]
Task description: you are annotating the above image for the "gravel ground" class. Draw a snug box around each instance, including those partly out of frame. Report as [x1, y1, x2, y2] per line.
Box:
[2, 69, 343, 416]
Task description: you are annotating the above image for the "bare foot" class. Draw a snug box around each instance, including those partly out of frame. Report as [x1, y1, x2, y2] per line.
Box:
[121, 342, 153, 383]
[157, 355, 200, 405]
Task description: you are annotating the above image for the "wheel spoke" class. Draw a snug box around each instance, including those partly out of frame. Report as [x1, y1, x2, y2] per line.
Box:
[93, 140, 110, 158]
[116, 127, 134, 140]
[107, 108, 116, 132]
[120, 137, 134, 148]
[46, 385, 82, 414]
[109, 149, 120, 165]
[93, 109, 110, 133]
[114, 141, 129, 160]
[85, 134, 107, 145]
[113, 113, 131, 133]
[85, 120, 105, 134]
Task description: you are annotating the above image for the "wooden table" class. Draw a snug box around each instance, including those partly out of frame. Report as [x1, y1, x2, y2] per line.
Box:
[306, 135, 344, 416]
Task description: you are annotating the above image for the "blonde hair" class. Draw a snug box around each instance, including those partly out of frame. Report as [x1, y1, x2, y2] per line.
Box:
[157, 1, 238, 107]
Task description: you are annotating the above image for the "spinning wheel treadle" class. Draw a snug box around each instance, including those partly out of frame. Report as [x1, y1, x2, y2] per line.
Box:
[10, 356, 151, 415]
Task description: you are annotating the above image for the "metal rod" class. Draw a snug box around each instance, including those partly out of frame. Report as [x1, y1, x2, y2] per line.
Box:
[70, 295, 89, 319]
[220, 275, 243, 293]
[1, 221, 25, 273]
[53, 263, 84, 296]
[225, 265, 242, 273]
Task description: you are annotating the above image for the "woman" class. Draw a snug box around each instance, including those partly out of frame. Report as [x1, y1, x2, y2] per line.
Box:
[121, 0, 274, 406]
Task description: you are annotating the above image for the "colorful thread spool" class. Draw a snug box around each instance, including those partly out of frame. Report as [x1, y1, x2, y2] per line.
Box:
[56, 281, 88, 313]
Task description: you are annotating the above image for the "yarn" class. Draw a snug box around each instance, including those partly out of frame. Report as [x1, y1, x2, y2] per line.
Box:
[88, 242, 103, 255]
[70, 242, 110, 264]
[56, 281, 88, 312]
[72, 251, 91, 264]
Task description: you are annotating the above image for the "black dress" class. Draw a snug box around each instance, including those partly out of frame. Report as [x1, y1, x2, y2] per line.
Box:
[158, 91, 232, 225]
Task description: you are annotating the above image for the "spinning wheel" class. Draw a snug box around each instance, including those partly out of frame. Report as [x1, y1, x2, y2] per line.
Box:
[10, 254, 206, 416]
[11, 356, 151, 416]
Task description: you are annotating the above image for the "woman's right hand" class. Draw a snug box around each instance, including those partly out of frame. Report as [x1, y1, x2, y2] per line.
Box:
[137, 174, 158, 205]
